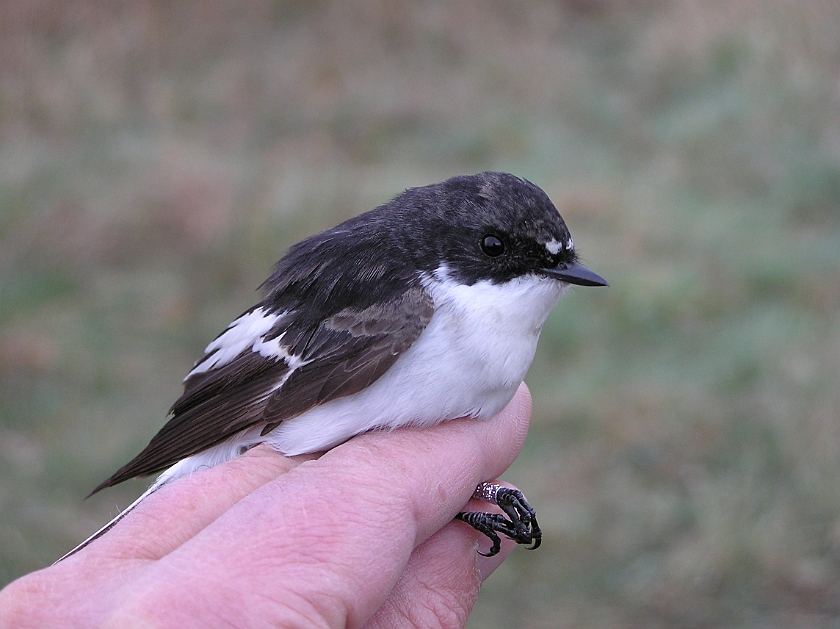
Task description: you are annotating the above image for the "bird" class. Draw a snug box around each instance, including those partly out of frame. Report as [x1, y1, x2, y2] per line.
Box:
[64, 171, 607, 560]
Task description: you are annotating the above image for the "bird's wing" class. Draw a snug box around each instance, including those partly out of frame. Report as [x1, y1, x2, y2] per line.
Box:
[91, 286, 434, 493]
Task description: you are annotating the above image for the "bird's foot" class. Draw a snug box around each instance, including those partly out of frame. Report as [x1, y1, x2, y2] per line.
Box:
[455, 482, 542, 557]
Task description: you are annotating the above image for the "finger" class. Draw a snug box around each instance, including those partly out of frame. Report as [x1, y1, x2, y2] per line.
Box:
[322, 380, 533, 544]
[78, 447, 318, 563]
[3, 448, 320, 629]
[363, 522, 515, 629]
[111, 383, 533, 628]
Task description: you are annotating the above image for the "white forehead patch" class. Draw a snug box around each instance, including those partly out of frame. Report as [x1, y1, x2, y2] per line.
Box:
[545, 239, 563, 255]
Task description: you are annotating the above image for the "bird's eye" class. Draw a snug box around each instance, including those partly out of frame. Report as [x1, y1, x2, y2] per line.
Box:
[480, 234, 505, 257]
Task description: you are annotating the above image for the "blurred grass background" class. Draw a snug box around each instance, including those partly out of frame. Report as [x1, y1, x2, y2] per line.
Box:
[1, 0, 840, 626]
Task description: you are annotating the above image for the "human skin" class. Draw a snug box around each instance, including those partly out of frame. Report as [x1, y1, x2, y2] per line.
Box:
[0, 383, 533, 629]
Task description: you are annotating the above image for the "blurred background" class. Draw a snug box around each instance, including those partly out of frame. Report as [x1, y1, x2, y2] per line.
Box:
[2, 1, 840, 626]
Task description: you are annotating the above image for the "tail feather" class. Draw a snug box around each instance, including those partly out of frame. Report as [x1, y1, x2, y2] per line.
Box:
[55, 481, 163, 563]
[58, 435, 264, 563]
[55, 459, 194, 562]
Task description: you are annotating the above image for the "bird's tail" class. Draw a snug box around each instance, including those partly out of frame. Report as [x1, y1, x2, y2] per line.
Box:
[55, 484, 158, 563]
[55, 436, 263, 563]
[53, 460, 191, 563]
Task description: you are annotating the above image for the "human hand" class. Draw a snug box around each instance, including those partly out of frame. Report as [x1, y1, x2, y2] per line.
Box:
[0, 383, 533, 629]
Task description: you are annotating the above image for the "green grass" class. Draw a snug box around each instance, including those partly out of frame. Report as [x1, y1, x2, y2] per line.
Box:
[2, 2, 840, 626]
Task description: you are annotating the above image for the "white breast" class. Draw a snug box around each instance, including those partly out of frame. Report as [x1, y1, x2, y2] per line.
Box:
[265, 267, 567, 455]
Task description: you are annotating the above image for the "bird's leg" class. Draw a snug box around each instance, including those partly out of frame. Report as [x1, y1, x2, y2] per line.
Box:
[455, 482, 542, 557]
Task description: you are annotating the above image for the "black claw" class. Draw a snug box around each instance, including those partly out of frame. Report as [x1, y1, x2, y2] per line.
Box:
[494, 487, 542, 550]
[455, 512, 505, 557]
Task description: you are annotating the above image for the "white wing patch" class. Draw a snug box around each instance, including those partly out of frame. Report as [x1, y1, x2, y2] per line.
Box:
[187, 307, 292, 378]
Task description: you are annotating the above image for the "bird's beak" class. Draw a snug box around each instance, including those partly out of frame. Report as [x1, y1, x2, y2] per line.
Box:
[543, 261, 608, 287]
